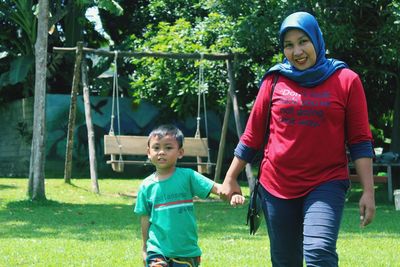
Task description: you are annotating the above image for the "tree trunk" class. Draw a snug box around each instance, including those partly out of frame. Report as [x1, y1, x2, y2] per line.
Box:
[28, 0, 49, 200]
[64, 42, 83, 183]
[81, 58, 100, 193]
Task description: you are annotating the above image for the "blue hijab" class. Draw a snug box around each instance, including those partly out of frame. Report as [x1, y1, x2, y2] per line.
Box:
[266, 12, 347, 87]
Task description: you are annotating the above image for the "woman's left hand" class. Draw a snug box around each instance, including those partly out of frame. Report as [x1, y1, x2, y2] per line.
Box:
[359, 191, 375, 227]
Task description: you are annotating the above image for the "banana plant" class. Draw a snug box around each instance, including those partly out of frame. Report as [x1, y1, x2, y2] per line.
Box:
[0, 0, 36, 91]
[0, 0, 123, 95]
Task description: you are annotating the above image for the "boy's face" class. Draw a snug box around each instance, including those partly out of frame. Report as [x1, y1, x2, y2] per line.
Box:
[147, 134, 184, 172]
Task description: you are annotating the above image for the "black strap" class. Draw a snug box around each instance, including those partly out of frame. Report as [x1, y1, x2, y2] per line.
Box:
[254, 74, 279, 183]
[264, 74, 279, 142]
[247, 74, 279, 234]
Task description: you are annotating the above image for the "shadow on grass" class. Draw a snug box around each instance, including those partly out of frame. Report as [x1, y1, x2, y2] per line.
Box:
[1, 199, 253, 241]
[0, 184, 17, 190]
[67, 180, 137, 198]
[195, 200, 254, 237]
[2, 182, 398, 242]
[341, 183, 400, 235]
[340, 203, 400, 237]
[1, 199, 138, 241]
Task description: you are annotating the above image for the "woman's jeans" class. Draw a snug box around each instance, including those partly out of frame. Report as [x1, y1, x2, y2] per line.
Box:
[259, 179, 350, 267]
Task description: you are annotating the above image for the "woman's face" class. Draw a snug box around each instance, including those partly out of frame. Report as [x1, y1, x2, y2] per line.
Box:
[283, 29, 316, 70]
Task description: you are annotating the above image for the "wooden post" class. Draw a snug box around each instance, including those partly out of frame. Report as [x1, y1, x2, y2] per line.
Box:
[52, 46, 251, 181]
[64, 42, 83, 183]
[214, 85, 231, 182]
[81, 58, 100, 193]
[226, 59, 255, 191]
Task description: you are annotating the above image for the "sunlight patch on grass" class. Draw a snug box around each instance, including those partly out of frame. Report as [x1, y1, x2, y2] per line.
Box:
[4, 220, 29, 226]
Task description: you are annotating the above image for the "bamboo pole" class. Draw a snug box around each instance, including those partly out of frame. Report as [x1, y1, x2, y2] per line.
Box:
[81, 58, 100, 193]
[214, 81, 231, 182]
[64, 42, 83, 183]
[226, 59, 255, 191]
[53, 46, 247, 61]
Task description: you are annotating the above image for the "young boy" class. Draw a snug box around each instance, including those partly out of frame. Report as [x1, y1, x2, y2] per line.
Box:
[134, 124, 244, 267]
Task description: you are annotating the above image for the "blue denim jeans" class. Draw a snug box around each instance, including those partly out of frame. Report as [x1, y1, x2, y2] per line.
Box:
[259, 179, 350, 267]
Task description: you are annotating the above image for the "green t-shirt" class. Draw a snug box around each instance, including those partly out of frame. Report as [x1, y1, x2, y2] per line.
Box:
[134, 167, 214, 258]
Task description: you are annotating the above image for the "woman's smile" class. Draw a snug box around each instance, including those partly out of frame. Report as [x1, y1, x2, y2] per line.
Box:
[283, 29, 316, 70]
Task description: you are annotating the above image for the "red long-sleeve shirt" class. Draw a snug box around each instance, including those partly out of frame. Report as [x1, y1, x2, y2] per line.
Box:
[239, 69, 373, 198]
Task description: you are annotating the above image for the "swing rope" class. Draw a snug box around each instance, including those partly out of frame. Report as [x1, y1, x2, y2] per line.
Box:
[109, 51, 124, 171]
[196, 53, 212, 167]
[106, 51, 213, 172]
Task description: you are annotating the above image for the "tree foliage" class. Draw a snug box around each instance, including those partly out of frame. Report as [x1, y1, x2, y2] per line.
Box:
[119, 0, 400, 150]
[128, 18, 231, 119]
[310, 0, 400, 149]
[1, 0, 399, 150]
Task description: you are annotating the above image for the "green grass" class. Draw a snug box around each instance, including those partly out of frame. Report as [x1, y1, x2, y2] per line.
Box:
[0, 178, 399, 267]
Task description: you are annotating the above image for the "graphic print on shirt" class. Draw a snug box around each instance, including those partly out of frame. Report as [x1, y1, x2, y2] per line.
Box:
[154, 199, 194, 212]
[153, 192, 194, 213]
[276, 86, 330, 128]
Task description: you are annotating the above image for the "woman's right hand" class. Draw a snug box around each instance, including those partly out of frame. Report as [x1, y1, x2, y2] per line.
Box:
[221, 176, 242, 202]
[221, 157, 247, 202]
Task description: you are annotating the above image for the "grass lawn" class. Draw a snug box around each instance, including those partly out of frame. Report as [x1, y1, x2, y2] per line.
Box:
[0, 178, 399, 267]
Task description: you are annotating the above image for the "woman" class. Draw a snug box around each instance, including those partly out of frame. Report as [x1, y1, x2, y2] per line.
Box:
[221, 11, 375, 266]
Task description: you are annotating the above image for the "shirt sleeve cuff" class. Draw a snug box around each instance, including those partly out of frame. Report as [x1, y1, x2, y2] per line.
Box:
[234, 141, 258, 162]
[348, 141, 374, 161]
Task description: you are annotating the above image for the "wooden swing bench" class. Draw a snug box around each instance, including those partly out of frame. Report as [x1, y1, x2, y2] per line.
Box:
[104, 135, 215, 173]
[349, 174, 388, 183]
[348, 162, 388, 184]
[347, 162, 398, 202]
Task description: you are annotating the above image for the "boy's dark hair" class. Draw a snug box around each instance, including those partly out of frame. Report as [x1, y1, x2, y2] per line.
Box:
[148, 124, 184, 148]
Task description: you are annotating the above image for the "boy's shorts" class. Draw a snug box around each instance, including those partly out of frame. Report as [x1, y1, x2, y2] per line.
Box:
[146, 252, 201, 267]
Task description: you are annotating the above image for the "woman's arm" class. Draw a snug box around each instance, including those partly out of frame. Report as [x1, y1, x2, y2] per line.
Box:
[221, 156, 247, 201]
[353, 157, 376, 227]
[220, 77, 273, 204]
[344, 73, 375, 227]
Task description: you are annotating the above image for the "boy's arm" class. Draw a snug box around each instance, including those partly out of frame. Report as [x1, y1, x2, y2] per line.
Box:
[210, 182, 221, 195]
[140, 215, 150, 266]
